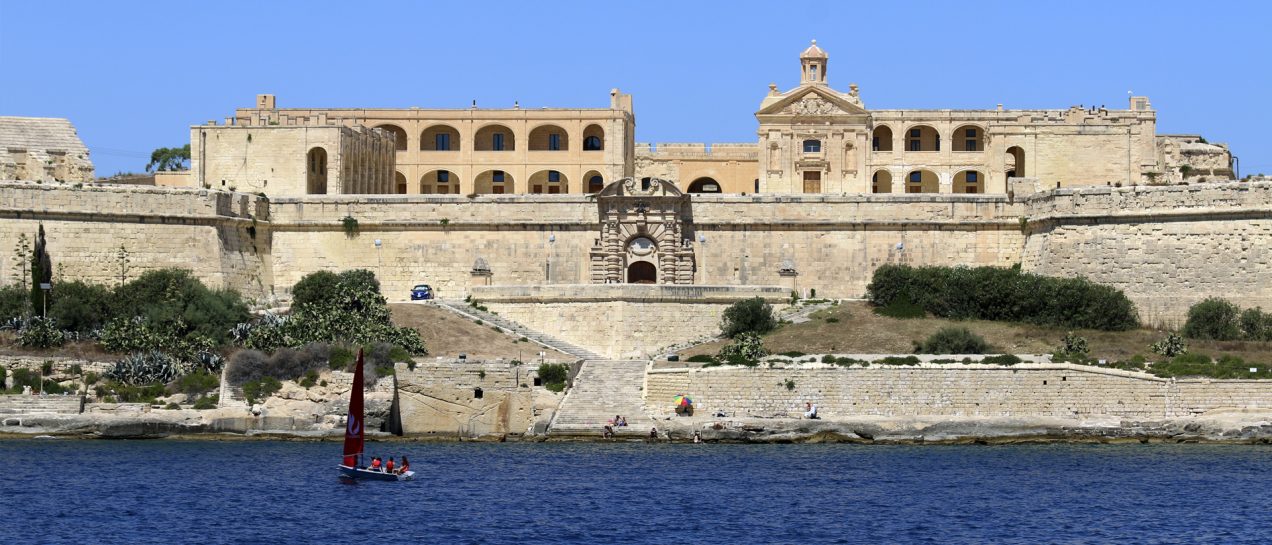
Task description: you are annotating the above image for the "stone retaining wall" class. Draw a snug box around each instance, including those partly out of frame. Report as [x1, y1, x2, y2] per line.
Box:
[645, 363, 1272, 419]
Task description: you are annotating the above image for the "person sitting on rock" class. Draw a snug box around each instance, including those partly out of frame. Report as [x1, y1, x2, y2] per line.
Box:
[804, 402, 819, 419]
[618, 416, 628, 427]
[603, 425, 614, 439]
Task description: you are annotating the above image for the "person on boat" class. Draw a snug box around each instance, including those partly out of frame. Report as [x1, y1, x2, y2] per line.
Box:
[386, 457, 395, 473]
[370, 457, 382, 471]
[397, 456, 410, 474]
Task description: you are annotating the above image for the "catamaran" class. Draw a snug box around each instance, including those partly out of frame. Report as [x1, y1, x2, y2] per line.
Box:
[338, 349, 414, 481]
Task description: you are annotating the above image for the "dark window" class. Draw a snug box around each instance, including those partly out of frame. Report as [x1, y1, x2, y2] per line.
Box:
[910, 129, 920, 137]
[967, 172, 978, 183]
[909, 172, 921, 183]
[474, 387, 483, 399]
[492, 133, 505, 151]
[588, 175, 604, 192]
[803, 139, 821, 153]
[493, 170, 505, 183]
[909, 140, 920, 152]
[438, 170, 449, 183]
[935, 136, 940, 151]
[548, 133, 561, 151]
[872, 136, 879, 151]
[548, 170, 560, 183]
[966, 128, 976, 138]
[435, 133, 450, 150]
[583, 136, 602, 150]
[965, 140, 977, 151]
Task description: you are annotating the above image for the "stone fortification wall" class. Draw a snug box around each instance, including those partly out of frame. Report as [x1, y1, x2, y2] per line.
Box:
[0, 182, 271, 299]
[475, 285, 788, 359]
[1021, 182, 1272, 326]
[645, 363, 1272, 420]
[690, 194, 1025, 297]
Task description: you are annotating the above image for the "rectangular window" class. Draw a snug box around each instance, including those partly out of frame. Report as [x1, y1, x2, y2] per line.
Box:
[967, 172, 978, 183]
[492, 185, 505, 194]
[934, 137, 940, 152]
[966, 128, 976, 137]
[492, 133, 505, 151]
[437, 171, 449, 183]
[909, 172, 921, 183]
[965, 140, 977, 151]
[548, 171, 560, 182]
[872, 136, 879, 151]
[533, 185, 543, 193]
[910, 129, 920, 138]
[436, 133, 450, 150]
[803, 140, 821, 153]
[493, 170, 505, 183]
[548, 186, 560, 194]
[909, 140, 920, 152]
[435, 185, 447, 194]
[548, 134, 560, 151]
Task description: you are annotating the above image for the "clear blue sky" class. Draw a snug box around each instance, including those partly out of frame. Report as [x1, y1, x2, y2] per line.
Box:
[2, 0, 1268, 176]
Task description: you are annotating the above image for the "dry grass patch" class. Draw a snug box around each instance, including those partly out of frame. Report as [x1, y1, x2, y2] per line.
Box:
[389, 303, 572, 361]
[679, 301, 1272, 363]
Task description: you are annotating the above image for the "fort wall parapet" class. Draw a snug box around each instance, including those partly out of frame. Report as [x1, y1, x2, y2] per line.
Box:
[645, 362, 1272, 420]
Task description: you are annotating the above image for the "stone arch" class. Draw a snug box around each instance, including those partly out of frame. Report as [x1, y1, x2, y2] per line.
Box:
[905, 169, 939, 193]
[582, 124, 604, 151]
[627, 261, 657, 284]
[903, 124, 940, 152]
[375, 124, 408, 151]
[395, 171, 407, 194]
[953, 124, 985, 152]
[872, 125, 893, 152]
[529, 124, 569, 151]
[421, 124, 460, 151]
[474, 169, 514, 194]
[420, 169, 459, 194]
[584, 170, 605, 193]
[1006, 146, 1026, 178]
[475, 124, 515, 151]
[687, 177, 722, 193]
[954, 169, 985, 194]
[528, 169, 568, 194]
[306, 147, 328, 194]
[872, 169, 892, 193]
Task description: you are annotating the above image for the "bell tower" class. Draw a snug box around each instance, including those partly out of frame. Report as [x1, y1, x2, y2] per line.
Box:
[800, 39, 828, 85]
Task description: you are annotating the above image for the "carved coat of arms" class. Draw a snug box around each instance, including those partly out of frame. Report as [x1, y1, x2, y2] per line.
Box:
[784, 96, 841, 116]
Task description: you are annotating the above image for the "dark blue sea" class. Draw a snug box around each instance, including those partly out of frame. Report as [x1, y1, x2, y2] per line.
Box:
[1, 440, 1269, 544]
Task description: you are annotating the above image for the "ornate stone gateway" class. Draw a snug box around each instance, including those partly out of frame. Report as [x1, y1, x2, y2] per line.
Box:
[590, 177, 696, 284]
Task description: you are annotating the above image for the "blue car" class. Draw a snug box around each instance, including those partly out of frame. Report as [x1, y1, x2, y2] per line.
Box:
[410, 284, 434, 300]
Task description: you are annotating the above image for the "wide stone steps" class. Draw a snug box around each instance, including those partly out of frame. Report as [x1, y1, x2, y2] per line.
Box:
[430, 300, 604, 361]
[549, 360, 652, 435]
[0, 394, 82, 415]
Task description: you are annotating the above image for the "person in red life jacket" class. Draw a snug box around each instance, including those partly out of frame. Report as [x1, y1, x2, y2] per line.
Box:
[398, 456, 410, 474]
[370, 457, 382, 471]
[386, 457, 395, 473]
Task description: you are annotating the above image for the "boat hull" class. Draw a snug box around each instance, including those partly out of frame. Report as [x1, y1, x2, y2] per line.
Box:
[339, 465, 415, 481]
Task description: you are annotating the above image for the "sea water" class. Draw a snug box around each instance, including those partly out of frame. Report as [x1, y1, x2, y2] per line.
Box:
[0, 440, 1268, 544]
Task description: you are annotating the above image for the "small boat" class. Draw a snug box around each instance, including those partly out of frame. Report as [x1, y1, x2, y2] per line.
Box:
[338, 349, 414, 482]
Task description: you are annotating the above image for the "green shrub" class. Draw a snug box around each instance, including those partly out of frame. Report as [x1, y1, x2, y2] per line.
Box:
[821, 355, 836, 363]
[11, 368, 40, 391]
[329, 346, 354, 370]
[48, 281, 111, 333]
[259, 270, 426, 356]
[876, 356, 920, 366]
[1183, 298, 1241, 340]
[109, 269, 249, 346]
[1148, 353, 1264, 379]
[290, 270, 340, 309]
[825, 317, 840, 323]
[866, 264, 1138, 330]
[298, 369, 319, 388]
[100, 381, 166, 403]
[873, 294, 925, 319]
[833, 357, 865, 367]
[226, 343, 329, 385]
[686, 354, 715, 363]
[1239, 307, 1272, 342]
[780, 351, 806, 357]
[537, 363, 569, 391]
[718, 332, 768, 362]
[193, 395, 218, 410]
[914, 327, 990, 354]
[784, 379, 795, 391]
[164, 402, 181, 410]
[720, 297, 776, 338]
[1057, 332, 1089, 357]
[107, 350, 182, 385]
[0, 285, 29, 322]
[980, 354, 1023, 365]
[41, 360, 53, 375]
[177, 370, 220, 396]
[1150, 332, 1188, 357]
[17, 316, 65, 348]
[242, 377, 282, 404]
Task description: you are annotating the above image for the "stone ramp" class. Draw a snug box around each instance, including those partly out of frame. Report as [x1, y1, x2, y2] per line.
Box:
[548, 360, 652, 436]
[429, 300, 604, 361]
[0, 394, 82, 415]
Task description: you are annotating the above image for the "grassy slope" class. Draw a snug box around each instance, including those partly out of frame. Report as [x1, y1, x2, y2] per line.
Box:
[389, 303, 573, 361]
[680, 301, 1272, 364]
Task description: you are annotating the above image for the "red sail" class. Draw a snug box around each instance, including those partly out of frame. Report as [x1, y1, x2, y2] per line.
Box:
[342, 349, 366, 467]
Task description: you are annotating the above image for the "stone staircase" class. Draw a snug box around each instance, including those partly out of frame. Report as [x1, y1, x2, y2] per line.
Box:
[429, 300, 605, 361]
[548, 359, 652, 436]
[0, 394, 82, 415]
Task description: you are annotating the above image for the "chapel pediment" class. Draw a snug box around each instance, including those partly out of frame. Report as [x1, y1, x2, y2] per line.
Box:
[756, 86, 867, 118]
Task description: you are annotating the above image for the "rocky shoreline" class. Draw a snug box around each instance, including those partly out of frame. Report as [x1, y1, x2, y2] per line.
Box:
[5, 410, 1271, 444]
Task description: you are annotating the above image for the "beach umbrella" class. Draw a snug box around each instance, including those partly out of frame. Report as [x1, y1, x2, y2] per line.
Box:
[673, 395, 693, 407]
